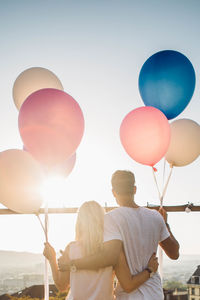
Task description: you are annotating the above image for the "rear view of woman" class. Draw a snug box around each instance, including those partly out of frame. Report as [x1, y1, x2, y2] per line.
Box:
[44, 201, 158, 300]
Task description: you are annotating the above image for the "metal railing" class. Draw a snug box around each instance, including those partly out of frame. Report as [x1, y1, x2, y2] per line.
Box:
[0, 203, 199, 214]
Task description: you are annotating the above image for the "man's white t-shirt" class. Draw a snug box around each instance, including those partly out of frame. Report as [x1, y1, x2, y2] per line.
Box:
[104, 206, 170, 300]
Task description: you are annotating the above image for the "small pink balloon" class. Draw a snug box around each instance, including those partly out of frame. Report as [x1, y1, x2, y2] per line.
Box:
[120, 106, 171, 166]
[23, 146, 76, 177]
[18, 89, 84, 167]
[48, 153, 76, 177]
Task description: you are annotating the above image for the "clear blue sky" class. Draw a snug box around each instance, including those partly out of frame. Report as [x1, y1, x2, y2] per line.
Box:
[0, 0, 199, 255]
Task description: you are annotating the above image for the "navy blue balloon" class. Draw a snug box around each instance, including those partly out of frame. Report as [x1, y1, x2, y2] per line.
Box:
[138, 50, 196, 120]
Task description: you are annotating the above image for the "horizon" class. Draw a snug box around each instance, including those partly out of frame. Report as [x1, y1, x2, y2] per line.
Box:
[1, 249, 200, 257]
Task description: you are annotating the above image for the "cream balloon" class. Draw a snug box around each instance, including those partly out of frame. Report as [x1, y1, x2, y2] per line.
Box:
[165, 119, 200, 167]
[0, 149, 45, 213]
[13, 67, 63, 110]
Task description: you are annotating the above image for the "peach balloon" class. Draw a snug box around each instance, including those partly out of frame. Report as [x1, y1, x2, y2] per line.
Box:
[13, 67, 63, 110]
[0, 149, 44, 213]
[120, 106, 171, 166]
[165, 119, 200, 167]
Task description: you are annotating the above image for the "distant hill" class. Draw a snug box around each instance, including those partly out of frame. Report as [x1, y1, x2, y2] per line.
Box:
[163, 254, 200, 283]
[163, 254, 200, 271]
[0, 250, 44, 273]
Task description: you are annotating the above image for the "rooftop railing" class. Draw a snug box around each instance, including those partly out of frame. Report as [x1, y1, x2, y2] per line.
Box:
[0, 204, 200, 214]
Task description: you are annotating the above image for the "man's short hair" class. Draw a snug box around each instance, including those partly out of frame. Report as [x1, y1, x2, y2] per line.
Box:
[111, 170, 135, 195]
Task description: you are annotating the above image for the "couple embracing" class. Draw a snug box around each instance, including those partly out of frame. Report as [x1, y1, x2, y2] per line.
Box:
[44, 170, 179, 300]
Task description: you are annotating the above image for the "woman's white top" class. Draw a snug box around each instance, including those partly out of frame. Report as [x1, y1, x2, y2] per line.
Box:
[66, 241, 114, 300]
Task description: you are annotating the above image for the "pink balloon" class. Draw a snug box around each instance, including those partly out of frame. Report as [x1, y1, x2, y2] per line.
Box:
[120, 106, 171, 166]
[18, 89, 84, 167]
[47, 152, 76, 177]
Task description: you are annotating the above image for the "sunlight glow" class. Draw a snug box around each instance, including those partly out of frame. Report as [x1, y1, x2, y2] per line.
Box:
[41, 175, 68, 207]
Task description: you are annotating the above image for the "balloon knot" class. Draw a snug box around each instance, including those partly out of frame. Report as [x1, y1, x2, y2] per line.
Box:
[152, 166, 157, 172]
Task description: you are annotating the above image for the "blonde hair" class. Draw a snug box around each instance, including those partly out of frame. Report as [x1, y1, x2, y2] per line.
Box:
[75, 201, 105, 256]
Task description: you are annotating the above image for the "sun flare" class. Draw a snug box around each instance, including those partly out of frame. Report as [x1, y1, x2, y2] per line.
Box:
[41, 175, 68, 207]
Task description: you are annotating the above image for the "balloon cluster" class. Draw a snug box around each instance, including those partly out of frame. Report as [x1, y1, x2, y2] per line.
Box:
[120, 50, 200, 169]
[0, 67, 84, 213]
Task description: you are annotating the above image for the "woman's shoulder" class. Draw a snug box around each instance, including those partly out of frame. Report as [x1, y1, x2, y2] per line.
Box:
[65, 241, 77, 252]
[65, 241, 83, 259]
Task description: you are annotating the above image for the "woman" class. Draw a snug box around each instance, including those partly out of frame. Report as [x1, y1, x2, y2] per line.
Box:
[43, 201, 158, 299]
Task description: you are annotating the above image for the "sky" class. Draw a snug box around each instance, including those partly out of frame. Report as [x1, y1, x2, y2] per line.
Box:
[0, 0, 200, 257]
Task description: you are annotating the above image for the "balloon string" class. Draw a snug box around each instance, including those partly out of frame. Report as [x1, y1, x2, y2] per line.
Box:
[152, 167, 162, 201]
[152, 164, 173, 206]
[162, 166, 173, 200]
[158, 166, 173, 282]
[152, 165, 173, 283]
[35, 208, 49, 300]
[152, 166, 164, 281]
[36, 214, 46, 235]
[162, 159, 166, 193]
[44, 205, 49, 300]
[36, 212, 49, 242]
[151, 167, 163, 281]
[44, 205, 49, 243]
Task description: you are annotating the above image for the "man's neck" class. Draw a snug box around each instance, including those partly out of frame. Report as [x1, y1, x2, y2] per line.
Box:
[119, 200, 139, 208]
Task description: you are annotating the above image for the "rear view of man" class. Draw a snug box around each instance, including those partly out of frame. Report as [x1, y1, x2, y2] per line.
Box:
[103, 170, 179, 299]
[58, 170, 179, 300]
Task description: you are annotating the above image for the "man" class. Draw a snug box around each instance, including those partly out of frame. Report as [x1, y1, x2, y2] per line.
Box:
[58, 170, 179, 299]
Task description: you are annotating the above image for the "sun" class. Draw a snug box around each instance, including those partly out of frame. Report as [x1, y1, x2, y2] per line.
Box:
[41, 175, 68, 207]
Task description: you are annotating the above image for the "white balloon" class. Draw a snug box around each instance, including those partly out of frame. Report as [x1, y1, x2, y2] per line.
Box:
[0, 149, 45, 213]
[13, 67, 63, 110]
[165, 119, 200, 167]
